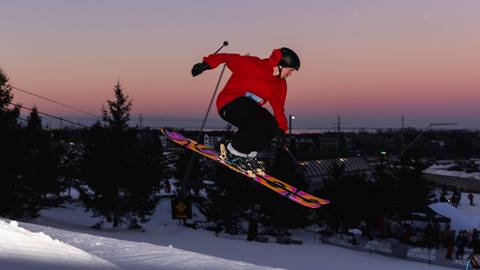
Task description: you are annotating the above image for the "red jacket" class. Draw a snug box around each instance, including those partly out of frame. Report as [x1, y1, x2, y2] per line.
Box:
[203, 49, 288, 132]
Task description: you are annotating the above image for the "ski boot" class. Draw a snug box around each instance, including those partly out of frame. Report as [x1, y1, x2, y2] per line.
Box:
[245, 155, 266, 176]
[219, 144, 265, 176]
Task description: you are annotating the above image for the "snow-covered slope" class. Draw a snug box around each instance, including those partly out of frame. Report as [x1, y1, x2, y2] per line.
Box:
[0, 192, 460, 270]
[0, 219, 119, 270]
[18, 221, 282, 270]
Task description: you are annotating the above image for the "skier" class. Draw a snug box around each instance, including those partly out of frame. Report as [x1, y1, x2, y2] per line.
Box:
[191, 47, 300, 174]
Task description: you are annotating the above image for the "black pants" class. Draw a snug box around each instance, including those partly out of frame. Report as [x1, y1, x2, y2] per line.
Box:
[219, 97, 278, 154]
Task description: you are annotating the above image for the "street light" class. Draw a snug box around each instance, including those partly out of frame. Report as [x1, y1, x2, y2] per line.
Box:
[397, 122, 458, 160]
[380, 151, 387, 165]
[289, 114, 295, 135]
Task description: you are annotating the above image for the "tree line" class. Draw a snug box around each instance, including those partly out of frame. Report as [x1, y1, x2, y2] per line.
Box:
[0, 68, 163, 230]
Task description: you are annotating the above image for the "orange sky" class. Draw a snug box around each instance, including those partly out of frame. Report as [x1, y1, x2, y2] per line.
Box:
[2, 0, 480, 128]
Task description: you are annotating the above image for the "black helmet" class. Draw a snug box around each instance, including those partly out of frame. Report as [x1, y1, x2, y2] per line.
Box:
[278, 47, 300, 71]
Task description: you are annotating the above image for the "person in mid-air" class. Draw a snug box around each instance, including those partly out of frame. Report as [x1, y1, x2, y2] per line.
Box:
[191, 47, 300, 174]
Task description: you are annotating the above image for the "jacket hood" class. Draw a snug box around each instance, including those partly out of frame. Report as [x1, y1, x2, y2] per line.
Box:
[267, 48, 282, 68]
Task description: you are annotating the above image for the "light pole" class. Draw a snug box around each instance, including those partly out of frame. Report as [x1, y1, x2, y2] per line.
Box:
[289, 114, 295, 135]
[396, 122, 457, 160]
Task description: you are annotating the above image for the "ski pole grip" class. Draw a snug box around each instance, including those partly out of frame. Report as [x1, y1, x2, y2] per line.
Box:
[214, 41, 229, 54]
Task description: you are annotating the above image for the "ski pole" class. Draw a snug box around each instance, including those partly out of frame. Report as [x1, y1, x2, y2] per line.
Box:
[181, 41, 229, 196]
[281, 132, 307, 174]
[213, 41, 229, 54]
[283, 143, 302, 170]
[196, 40, 229, 140]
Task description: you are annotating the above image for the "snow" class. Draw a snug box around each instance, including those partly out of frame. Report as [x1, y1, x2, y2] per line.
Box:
[429, 203, 480, 231]
[0, 220, 119, 270]
[426, 169, 480, 180]
[424, 162, 480, 180]
[1, 199, 454, 270]
[429, 192, 480, 231]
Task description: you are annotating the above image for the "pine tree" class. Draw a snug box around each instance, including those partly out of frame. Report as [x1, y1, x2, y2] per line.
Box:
[0, 68, 19, 129]
[80, 82, 162, 229]
[102, 81, 132, 130]
[202, 165, 253, 234]
[56, 128, 86, 199]
[80, 121, 117, 227]
[260, 148, 312, 234]
[389, 164, 430, 218]
[22, 107, 64, 210]
[0, 69, 57, 219]
[26, 106, 42, 131]
[174, 149, 202, 196]
[124, 130, 164, 229]
[321, 161, 372, 229]
[0, 68, 36, 219]
[199, 130, 254, 235]
[370, 164, 432, 221]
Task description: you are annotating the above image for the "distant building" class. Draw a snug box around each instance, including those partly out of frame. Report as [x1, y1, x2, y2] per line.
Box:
[203, 134, 223, 148]
[299, 157, 372, 188]
[295, 137, 315, 151]
[430, 140, 446, 148]
[159, 132, 224, 151]
[160, 135, 168, 147]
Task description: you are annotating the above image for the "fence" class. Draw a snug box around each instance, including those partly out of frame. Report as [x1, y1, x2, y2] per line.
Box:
[318, 233, 469, 269]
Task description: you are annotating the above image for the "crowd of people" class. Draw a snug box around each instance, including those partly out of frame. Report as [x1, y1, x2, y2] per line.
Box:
[402, 190, 479, 260]
[368, 220, 480, 260]
[439, 186, 476, 207]
[443, 228, 480, 259]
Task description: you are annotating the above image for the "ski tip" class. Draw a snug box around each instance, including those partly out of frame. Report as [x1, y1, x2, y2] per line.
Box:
[303, 198, 330, 208]
[301, 202, 323, 209]
[308, 200, 330, 208]
[160, 127, 174, 136]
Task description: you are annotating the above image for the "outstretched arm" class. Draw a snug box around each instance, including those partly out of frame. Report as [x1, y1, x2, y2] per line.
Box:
[191, 53, 242, 77]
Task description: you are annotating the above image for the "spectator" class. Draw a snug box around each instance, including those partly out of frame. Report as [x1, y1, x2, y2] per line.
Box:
[456, 230, 468, 259]
[432, 221, 441, 249]
[473, 229, 480, 254]
[445, 229, 455, 259]
[469, 193, 475, 206]
[402, 223, 413, 244]
[424, 223, 434, 248]
[451, 191, 461, 208]
[441, 224, 450, 248]
[440, 187, 448, 202]
[359, 220, 370, 237]
[164, 179, 171, 193]
[214, 221, 224, 237]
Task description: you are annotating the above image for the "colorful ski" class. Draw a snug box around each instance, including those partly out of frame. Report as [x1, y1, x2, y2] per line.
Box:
[161, 128, 329, 208]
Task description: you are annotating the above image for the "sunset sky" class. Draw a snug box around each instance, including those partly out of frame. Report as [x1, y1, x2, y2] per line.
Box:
[2, 0, 480, 129]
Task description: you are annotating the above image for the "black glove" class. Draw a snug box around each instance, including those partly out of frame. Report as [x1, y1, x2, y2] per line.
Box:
[191, 62, 211, 77]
